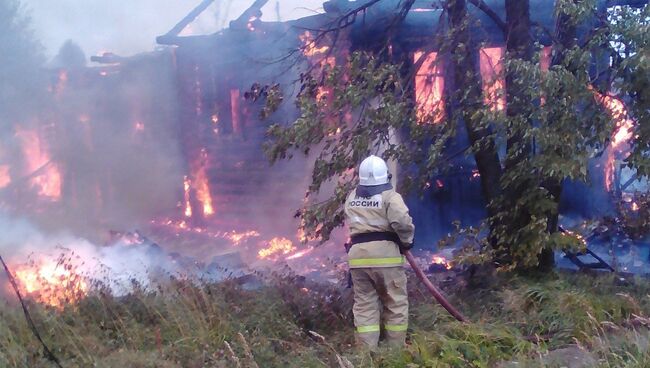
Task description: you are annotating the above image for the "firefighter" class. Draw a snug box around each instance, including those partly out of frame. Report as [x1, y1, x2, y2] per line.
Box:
[344, 155, 415, 349]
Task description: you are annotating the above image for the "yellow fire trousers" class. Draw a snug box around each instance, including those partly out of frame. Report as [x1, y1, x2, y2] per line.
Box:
[351, 267, 408, 349]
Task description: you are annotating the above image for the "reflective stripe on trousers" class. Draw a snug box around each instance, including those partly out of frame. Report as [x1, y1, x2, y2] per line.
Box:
[349, 256, 404, 268]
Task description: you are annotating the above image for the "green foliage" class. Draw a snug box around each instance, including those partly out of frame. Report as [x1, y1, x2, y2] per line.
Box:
[609, 5, 650, 177]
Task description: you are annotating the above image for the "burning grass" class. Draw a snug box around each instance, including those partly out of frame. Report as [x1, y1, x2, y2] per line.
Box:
[2, 269, 650, 367]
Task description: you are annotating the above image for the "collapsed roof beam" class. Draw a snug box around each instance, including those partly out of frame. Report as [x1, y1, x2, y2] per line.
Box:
[229, 0, 269, 29]
[157, 0, 216, 45]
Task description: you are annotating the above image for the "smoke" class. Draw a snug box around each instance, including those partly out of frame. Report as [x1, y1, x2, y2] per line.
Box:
[22, 0, 326, 58]
[0, 0, 351, 272]
[0, 212, 178, 301]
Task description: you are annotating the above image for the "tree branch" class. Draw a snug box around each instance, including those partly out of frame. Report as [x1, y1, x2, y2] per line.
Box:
[468, 0, 507, 35]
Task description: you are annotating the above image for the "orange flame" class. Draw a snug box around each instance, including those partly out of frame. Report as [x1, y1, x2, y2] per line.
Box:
[595, 92, 634, 191]
[286, 246, 314, 260]
[183, 175, 192, 218]
[225, 230, 260, 246]
[414, 51, 445, 123]
[479, 47, 506, 112]
[258, 237, 296, 259]
[432, 255, 452, 270]
[194, 171, 214, 217]
[16, 128, 62, 200]
[299, 31, 330, 57]
[13, 259, 88, 309]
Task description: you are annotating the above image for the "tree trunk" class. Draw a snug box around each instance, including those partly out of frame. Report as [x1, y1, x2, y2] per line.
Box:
[537, 0, 581, 270]
[504, 0, 533, 169]
[503, 0, 557, 269]
[447, 0, 503, 217]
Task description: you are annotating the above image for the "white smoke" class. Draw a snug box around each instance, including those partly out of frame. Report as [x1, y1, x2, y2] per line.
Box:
[0, 212, 178, 298]
[22, 0, 325, 58]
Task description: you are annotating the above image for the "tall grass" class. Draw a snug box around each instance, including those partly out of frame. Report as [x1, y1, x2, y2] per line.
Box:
[1, 269, 650, 367]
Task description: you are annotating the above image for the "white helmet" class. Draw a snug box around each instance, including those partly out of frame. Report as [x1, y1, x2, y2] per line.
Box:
[359, 155, 389, 186]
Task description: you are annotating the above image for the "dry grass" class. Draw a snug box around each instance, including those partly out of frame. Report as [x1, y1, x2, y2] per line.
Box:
[1, 269, 650, 367]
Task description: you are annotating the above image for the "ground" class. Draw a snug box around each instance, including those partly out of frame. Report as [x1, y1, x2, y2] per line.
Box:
[1, 267, 650, 367]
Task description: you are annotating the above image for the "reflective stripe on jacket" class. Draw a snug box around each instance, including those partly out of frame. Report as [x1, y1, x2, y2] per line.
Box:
[344, 188, 414, 268]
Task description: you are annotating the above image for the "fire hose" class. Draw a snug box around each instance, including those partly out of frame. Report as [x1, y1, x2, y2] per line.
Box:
[403, 250, 467, 322]
[345, 237, 467, 322]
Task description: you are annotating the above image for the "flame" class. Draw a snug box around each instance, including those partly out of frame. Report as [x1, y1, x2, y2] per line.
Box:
[16, 128, 62, 200]
[414, 51, 445, 123]
[479, 47, 506, 112]
[471, 169, 480, 179]
[225, 230, 260, 246]
[431, 255, 452, 270]
[286, 246, 314, 260]
[150, 219, 262, 246]
[299, 31, 330, 57]
[563, 229, 587, 248]
[211, 114, 219, 134]
[194, 169, 214, 217]
[183, 175, 192, 218]
[185, 148, 215, 218]
[194, 65, 202, 116]
[134, 121, 145, 132]
[258, 237, 296, 259]
[54, 70, 68, 96]
[0, 165, 10, 188]
[632, 202, 639, 211]
[13, 259, 88, 308]
[247, 16, 258, 31]
[595, 92, 634, 191]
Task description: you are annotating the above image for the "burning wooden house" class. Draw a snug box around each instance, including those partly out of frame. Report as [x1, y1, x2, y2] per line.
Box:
[3, 0, 647, 246]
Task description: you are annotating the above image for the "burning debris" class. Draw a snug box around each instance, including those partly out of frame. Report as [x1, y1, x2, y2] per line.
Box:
[257, 237, 296, 260]
[13, 256, 88, 309]
[431, 255, 453, 271]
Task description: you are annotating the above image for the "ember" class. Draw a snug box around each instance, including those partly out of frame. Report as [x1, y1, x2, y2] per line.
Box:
[225, 230, 260, 246]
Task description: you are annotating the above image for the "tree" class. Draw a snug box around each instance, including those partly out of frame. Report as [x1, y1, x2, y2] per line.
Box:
[0, 0, 45, 122]
[261, 0, 650, 271]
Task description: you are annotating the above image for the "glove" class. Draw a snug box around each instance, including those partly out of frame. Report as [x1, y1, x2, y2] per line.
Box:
[399, 241, 413, 254]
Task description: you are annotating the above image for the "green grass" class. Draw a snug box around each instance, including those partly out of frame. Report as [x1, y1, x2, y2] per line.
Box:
[2, 269, 650, 367]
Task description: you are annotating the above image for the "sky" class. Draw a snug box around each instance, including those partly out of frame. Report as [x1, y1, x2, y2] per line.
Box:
[21, 0, 325, 59]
